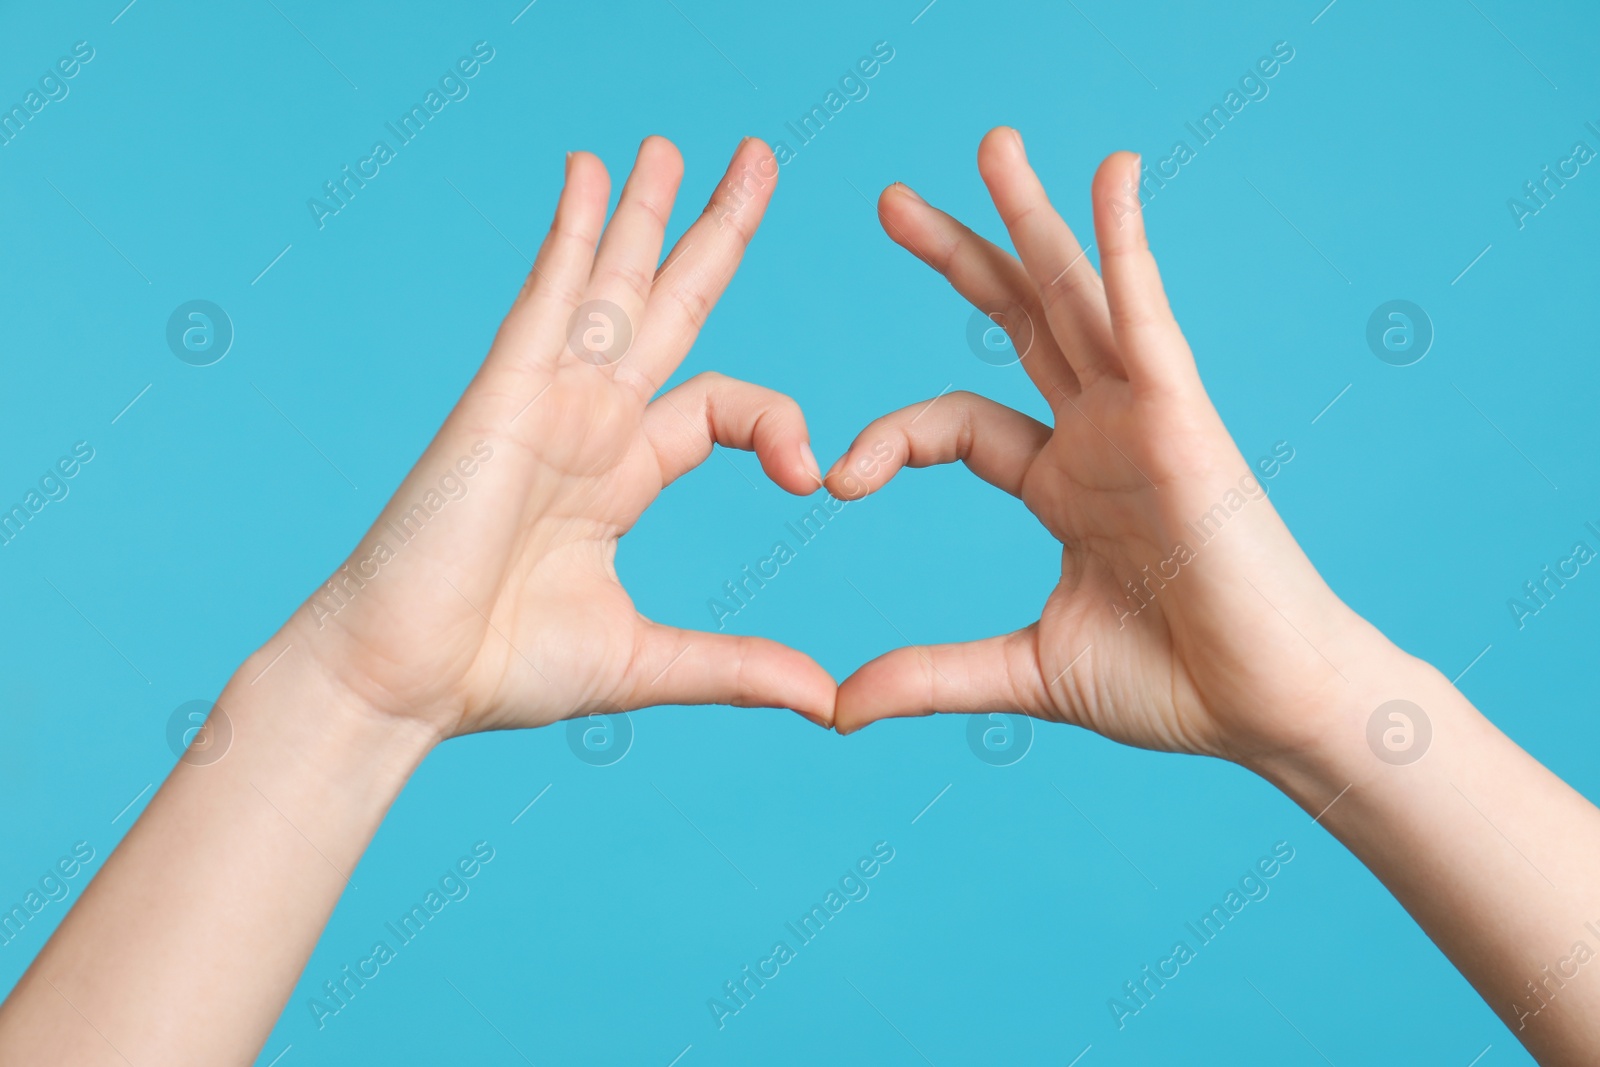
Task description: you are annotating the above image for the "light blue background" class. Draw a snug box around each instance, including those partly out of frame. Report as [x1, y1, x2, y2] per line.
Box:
[2, 0, 1596, 1063]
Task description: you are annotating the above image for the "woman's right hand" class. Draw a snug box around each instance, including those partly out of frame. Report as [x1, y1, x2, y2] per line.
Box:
[247, 136, 837, 742]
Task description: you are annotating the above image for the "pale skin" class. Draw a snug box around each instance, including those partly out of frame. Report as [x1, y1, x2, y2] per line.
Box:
[826, 128, 1600, 1063]
[0, 130, 1595, 1065]
[0, 136, 836, 1065]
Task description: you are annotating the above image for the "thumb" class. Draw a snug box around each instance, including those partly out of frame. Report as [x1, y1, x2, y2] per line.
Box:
[834, 626, 1047, 734]
[625, 621, 836, 728]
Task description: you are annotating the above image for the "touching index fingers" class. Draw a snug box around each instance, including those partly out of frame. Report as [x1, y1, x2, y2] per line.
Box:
[622, 138, 782, 396]
[822, 391, 1050, 501]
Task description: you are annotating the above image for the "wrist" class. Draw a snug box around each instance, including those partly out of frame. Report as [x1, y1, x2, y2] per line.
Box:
[1242, 632, 1468, 812]
[222, 636, 442, 795]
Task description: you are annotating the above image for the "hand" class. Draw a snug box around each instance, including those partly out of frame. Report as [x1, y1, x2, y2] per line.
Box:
[259, 137, 836, 737]
[827, 128, 1398, 765]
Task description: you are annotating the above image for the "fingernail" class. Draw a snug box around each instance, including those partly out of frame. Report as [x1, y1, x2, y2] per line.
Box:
[896, 182, 924, 203]
[1011, 127, 1025, 154]
[823, 454, 845, 481]
[799, 442, 822, 483]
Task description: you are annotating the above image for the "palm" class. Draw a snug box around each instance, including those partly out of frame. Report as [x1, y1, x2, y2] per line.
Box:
[832, 132, 1363, 762]
[288, 139, 836, 737]
[1007, 390, 1221, 753]
[449, 371, 665, 732]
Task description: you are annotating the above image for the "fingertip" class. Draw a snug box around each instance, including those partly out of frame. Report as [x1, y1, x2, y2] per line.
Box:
[877, 181, 929, 241]
[878, 181, 923, 211]
[653, 630, 836, 727]
[769, 444, 823, 497]
[1092, 151, 1146, 249]
[978, 125, 1020, 159]
[1093, 150, 1141, 194]
[638, 134, 685, 182]
[791, 689, 835, 730]
[761, 456, 821, 498]
[762, 406, 823, 497]
[977, 126, 1027, 179]
[798, 441, 824, 489]
[707, 138, 779, 237]
[820, 452, 853, 500]
[833, 434, 902, 499]
[822, 464, 873, 502]
[792, 657, 838, 728]
[831, 698, 876, 735]
[833, 665, 898, 734]
[640, 132, 678, 155]
[729, 137, 779, 199]
[875, 183, 899, 218]
[566, 149, 608, 186]
[562, 151, 612, 218]
[739, 135, 778, 169]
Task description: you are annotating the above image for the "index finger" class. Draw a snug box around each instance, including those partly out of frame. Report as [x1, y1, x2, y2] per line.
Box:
[622, 138, 781, 396]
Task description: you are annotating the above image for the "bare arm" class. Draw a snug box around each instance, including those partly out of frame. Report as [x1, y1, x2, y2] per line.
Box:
[0, 136, 836, 1066]
[0, 663, 431, 1064]
[826, 127, 1600, 1065]
[1258, 652, 1600, 1060]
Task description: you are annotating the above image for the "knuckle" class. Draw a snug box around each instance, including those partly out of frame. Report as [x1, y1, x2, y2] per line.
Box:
[1006, 200, 1043, 228]
[593, 260, 653, 304]
[547, 221, 597, 252]
[661, 283, 713, 331]
[520, 273, 585, 310]
[1040, 270, 1087, 311]
[937, 227, 981, 275]
[629, 193, 673, 231]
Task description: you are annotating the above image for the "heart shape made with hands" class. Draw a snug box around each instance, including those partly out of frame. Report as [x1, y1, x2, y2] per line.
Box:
[289, 129, 1360, 773]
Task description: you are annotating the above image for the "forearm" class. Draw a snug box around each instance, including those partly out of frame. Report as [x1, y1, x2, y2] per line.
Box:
[0, 638, 438, 1066]
[1253, 642, 1600, 1065]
